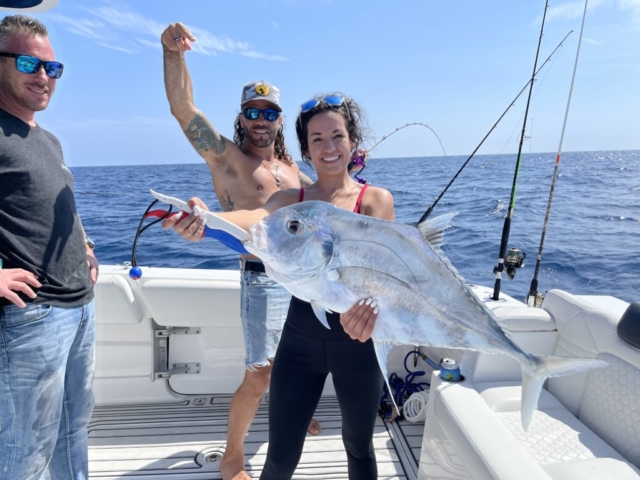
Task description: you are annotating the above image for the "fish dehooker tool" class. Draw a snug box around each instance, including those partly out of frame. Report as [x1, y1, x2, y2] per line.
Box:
[127, 190, 252, 280]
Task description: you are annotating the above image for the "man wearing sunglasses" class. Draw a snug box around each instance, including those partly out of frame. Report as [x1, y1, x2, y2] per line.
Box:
[160, 22, 317, 480]
[0, 14, 99, 480]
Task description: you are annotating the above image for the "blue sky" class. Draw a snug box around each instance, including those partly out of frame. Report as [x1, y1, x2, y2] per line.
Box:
[9, 0, 640, 166]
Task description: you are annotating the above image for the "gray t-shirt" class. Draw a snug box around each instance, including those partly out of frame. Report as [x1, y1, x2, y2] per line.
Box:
[0, 108, 93, 307]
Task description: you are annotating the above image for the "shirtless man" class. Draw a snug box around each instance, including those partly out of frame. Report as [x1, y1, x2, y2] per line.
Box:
[161, 23, 319, 480]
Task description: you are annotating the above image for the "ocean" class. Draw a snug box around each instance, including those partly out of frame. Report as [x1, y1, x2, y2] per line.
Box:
[73, 150, 640, 304]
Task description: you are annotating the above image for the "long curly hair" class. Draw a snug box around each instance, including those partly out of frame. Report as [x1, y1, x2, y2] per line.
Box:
[295, 93, 368, 167]
[233, 117, 293, 166]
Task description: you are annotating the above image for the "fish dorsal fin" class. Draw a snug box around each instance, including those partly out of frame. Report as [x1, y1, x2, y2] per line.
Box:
[416, 212, 466, 282]
[417, 211, 458, 249]
[310, 300, 332, 329]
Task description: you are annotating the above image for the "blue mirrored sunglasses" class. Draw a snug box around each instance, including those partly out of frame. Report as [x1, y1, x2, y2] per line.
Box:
[0, 52, 64, 79]
[242, 107, 280, 122]
[299, 95, 344, 113]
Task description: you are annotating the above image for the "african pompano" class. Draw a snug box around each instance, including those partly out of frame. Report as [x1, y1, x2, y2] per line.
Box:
[243, 201, 607, 430]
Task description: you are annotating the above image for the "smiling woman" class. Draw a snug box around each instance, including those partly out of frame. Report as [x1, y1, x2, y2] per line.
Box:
[0, 0, 59, 12]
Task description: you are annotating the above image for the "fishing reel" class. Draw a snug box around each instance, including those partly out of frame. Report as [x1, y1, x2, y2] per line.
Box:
[348, 151, 368, 184]
[493, 247, 526, 280]
[504, 247, 526, 280]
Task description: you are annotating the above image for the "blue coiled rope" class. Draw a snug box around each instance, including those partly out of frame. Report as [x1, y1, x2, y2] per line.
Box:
[379, 350, 434, 420]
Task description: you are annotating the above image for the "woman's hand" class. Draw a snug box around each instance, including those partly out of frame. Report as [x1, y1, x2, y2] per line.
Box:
[340, 298, 378, 342]
[161, 197, 209, 242]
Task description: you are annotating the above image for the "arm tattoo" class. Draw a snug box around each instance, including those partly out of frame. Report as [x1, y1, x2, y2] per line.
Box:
[185, 112, 226, 157]
[298, 171, 313, 187]
[218, 190, 235, 212]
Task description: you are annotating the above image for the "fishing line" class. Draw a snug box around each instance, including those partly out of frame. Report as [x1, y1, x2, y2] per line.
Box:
[527, 0, 590, 307]
[499, 46, 563, 155]
[351, 122, 447, 184]
[417, 30, 572, 224]
[491, 0, 550, 300]
[369, 122, 448, 157]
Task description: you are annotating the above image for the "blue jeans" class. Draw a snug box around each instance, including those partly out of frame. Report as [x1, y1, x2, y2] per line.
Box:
[0, 300, 96, 480]
[241, 270, 291, 369]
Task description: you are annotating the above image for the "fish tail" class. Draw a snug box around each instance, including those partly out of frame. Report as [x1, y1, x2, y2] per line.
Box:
[520, 355, 608, 431]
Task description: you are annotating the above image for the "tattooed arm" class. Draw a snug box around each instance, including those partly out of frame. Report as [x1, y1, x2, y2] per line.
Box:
[162, 30, 226, 160]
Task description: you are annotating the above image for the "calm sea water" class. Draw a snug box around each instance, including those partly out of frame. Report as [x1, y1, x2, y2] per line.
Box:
[73, 150, 640, 304]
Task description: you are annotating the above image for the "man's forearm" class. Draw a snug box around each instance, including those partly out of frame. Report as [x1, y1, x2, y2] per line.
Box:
[163, 45, 195, 119]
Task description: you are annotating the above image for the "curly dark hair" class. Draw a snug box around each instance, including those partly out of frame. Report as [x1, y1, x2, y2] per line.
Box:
[0, 15, 48, 50]
[295, 93, 368, 167]
[233, 116, 293, 166]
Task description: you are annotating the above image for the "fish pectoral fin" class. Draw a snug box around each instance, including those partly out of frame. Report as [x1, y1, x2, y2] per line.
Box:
[374, 340, 400, 414]
[310, 300, 332, 329]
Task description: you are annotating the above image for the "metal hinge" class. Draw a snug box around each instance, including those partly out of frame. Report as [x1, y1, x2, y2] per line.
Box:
[151, 319, 201, 381]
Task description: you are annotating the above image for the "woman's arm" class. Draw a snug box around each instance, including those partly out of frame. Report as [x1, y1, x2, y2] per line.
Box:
[361, 186, 395, 221]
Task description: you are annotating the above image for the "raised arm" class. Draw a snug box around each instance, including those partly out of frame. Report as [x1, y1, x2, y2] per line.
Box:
[161, 23, 227, 161]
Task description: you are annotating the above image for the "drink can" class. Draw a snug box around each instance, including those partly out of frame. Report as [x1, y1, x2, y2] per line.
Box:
[439, 358, 460, 382]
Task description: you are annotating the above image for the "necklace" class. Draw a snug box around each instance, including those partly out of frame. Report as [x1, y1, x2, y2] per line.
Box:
[242, 149, 281, 188]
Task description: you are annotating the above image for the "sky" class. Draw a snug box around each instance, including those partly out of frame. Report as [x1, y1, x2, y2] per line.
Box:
[4, 0, 640, 166]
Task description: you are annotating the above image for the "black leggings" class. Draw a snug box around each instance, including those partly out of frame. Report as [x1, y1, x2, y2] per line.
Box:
[260, 323, 384, 480]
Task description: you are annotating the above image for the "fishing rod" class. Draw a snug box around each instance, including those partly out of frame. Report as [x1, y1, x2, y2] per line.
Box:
[369, 122, 447, 156]
[417, 29, 573, 224]
[351, 122, 447, 184]
[492, 0, 550, 301]
[527, 0, 590, 307]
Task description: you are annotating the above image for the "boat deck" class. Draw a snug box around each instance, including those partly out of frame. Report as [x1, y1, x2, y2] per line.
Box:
[88, 395, 424, 479]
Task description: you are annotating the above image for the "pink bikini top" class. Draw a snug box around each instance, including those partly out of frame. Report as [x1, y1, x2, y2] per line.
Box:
[298, 184, 369, 214]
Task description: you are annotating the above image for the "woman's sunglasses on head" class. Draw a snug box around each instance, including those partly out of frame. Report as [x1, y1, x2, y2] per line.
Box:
[0, 53, 64, 79]
[300, 95, 344, 113]
[242, 107, 280, 122]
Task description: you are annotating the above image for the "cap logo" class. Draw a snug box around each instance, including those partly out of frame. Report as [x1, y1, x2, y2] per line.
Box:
[255, 84, 270, 96]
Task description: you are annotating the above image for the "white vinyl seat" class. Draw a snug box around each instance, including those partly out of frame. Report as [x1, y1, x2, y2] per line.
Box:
[425, 290, 640, 480]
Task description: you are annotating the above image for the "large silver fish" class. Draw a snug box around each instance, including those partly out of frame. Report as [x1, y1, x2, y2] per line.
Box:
[241, 201, 606, 430]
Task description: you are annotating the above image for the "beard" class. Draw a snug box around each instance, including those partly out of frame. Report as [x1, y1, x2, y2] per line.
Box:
[245, 125, 277, 148]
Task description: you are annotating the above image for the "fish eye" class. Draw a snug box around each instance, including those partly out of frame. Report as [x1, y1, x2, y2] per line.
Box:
[287, 220, 303, 235]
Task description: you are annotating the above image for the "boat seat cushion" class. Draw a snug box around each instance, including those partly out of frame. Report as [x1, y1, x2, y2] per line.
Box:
[475, 381, 636, 467]
[541, 290, 640, 468]
[492, 305, 556, 332]
[466, 380, 640, 479]
[542, 458, 640, 480]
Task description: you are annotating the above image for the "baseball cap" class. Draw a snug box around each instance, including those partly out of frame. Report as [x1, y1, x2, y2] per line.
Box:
[240, 81, 282, 112]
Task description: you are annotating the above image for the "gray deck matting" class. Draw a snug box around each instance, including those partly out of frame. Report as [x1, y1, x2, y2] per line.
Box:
[88, 395, 423, 479]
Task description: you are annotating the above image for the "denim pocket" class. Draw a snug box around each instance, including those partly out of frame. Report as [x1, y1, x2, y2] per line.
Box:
[1, 304, 53, 329]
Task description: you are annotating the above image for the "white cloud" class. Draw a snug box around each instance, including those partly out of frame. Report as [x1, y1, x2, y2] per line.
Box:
[48, 1, 288, 60]
[136, 38, 163, 50]
[545, 0, 640, 22]
[583, 37, 602, 45]
[272, 21, 279, 29]
[96, 42, 138, 54]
